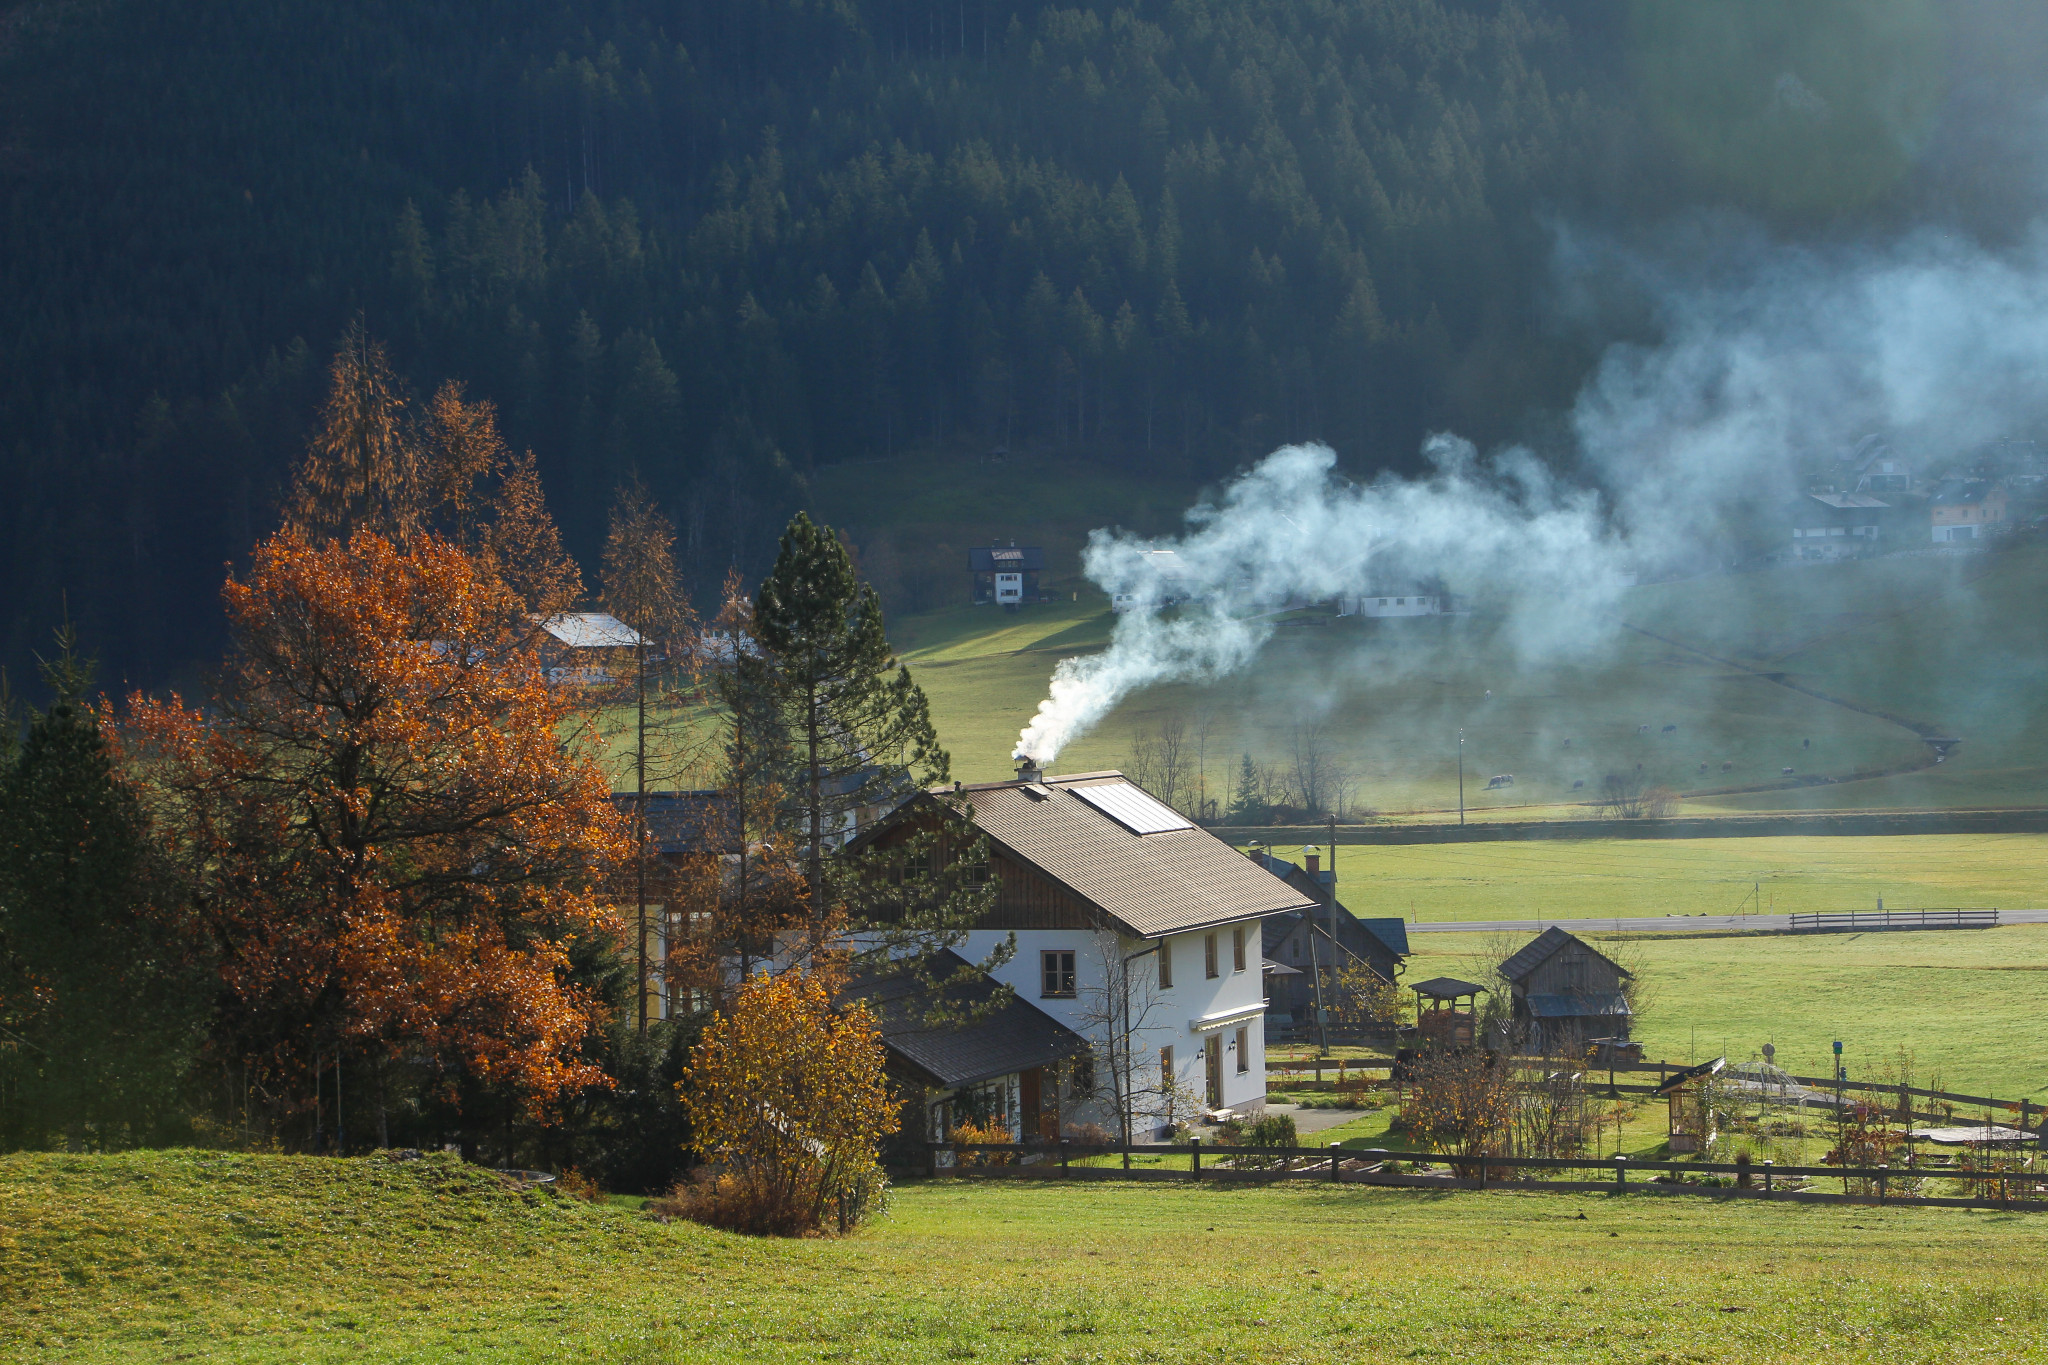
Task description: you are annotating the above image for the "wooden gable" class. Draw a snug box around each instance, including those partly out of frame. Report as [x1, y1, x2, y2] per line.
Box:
[863, 808, 1098, 933]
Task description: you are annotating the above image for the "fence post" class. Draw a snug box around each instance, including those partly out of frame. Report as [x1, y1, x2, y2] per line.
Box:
[1763, 1160, 1773, 1198]
[1060, 1138, 1070, 1177]
[1190, 1136, 1201, 1182]
[1476, 1154, 1488, 1189]
[1877, 1164, 1887, 1204]
[1614, 1156, 1626, 1190]
[1329, 1142, 1342, 1182]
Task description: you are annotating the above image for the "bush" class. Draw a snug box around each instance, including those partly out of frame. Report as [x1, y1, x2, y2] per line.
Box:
[647, 1165, 875, 1237]
[1249, 1113, 1299, 1148]
[949, 1116, 1015, 1167]
[555, 1168, 606, 1203]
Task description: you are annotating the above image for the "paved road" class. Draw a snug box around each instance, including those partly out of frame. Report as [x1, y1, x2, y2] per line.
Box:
[1408, 909, 2048, 934]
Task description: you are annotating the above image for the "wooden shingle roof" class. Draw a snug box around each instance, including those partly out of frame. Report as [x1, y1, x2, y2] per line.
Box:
[1497, 926, 1632, 985]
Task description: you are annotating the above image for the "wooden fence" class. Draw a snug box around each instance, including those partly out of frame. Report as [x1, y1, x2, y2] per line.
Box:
[923, 1140, 2048, 1211]
[1787, 909, 2000, 932]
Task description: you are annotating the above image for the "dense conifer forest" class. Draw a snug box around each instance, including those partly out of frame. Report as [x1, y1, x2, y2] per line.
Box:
[3, 0, 2042, 688]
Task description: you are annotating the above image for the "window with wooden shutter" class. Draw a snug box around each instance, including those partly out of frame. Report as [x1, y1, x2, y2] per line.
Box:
[1232, 926, 1246, 972]
[1235, 1026, 1250, 1074]
[1204, 933, 1218, 979]
[1158, 940, 1173, 989]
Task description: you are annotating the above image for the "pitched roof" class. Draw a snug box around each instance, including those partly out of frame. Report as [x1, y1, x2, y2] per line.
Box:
[849, 951, 1088, 1090]
[1655, 1056, 1725, 1094]
[1497, 926, 1632, 985]
[613, 792, 739, 854]
[967, 545, 1046, 571]
[876, 772, 1316, 938]
[538, 611, 644, 648]
[1804, 492, 1890, 510]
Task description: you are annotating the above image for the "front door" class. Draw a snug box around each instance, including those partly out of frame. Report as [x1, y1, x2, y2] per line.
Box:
[1204, 1034, 1223, 1109]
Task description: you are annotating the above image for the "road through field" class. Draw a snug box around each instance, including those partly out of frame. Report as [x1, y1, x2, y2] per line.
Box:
[1409, 907, 2048, 933]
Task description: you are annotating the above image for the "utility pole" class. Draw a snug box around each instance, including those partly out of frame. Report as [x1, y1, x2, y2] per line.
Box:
[1457, 727, 1465, 826]
[635, 623, 650, 1036]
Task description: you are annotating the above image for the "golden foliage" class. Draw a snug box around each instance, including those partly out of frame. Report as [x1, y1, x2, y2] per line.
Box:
[679, 969, 897, 1233]
[122, 528, 630, 1111]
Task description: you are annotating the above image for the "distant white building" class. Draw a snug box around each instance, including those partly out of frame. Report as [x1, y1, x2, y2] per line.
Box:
[1339, 591, 1440, 618]
[1108, 549, 1194, 613]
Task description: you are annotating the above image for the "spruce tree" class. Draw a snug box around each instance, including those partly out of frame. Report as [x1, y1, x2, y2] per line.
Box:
[0, 631, 206, 1149]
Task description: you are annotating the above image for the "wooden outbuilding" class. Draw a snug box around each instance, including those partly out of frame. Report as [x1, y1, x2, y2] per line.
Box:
[1410, 976, 1486, 1047]
[1497, 927, 1633, 1052]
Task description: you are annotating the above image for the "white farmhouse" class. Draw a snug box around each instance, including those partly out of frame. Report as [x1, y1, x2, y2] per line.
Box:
[851, 764, 1314, 1144]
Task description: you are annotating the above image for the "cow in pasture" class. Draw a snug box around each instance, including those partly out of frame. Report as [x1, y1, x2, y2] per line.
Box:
[1661, 724, 1678, 734]
[1485, 774, 1514, 789]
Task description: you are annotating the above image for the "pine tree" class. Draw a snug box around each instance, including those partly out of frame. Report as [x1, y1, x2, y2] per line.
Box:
[752, 511, 947, 942]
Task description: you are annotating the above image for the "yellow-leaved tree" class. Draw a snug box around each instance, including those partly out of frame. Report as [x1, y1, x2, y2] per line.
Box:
[675, 969, 897, 1234]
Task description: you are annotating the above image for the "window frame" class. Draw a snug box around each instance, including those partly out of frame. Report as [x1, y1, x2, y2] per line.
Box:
[1204, 932, 1219, 979]
[1158, 939, 1173, 989]
[1232, 926, 1246, 972]
[1039, 948, 1077, 999]
[1235, 1026, 1250, 1074]
[1159, 1045, 1175, 1093]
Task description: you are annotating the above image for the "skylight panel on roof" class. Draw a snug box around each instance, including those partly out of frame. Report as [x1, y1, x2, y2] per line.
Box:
[1068, 781, 1194, 835]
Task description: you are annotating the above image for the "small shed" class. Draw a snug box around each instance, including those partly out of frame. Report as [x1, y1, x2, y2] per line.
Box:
[1498, 927, 1633, 1052]
[969, 543, 1045, 607]
[1411, 977, 1486, 1047]
[1656, 1056, 1725, 1153]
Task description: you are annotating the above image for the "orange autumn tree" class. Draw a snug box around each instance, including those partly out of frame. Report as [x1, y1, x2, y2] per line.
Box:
[677, 967, 896, 1234]
[125, 528, 631, 1142]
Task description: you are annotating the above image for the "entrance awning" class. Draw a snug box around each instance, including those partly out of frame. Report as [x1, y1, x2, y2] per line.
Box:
[1190, 1003, 1265, 1034]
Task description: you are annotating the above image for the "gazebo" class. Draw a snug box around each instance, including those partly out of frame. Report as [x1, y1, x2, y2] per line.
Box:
[1656, 1057, 1725, 1153]
[1411, 976, 1486, 1047]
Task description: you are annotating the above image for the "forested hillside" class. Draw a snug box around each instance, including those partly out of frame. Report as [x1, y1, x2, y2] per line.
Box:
[2, 0, 2040, 689]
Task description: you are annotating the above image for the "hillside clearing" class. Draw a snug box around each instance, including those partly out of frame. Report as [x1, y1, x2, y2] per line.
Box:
[5, 1150, 2046, 1363]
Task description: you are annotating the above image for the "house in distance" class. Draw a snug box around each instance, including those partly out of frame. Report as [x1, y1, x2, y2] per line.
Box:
[968, 542, 1044, 608]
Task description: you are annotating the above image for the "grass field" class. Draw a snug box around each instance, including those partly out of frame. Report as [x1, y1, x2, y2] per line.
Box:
[1326, 833, 2048, 923]
[1408, 923, 2048, 1102]
[8, 1150, 2048, 1363]
[884, 541, 2048, 810]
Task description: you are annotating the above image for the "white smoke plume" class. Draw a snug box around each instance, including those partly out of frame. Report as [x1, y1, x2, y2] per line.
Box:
[1015, 221, 2048, 766]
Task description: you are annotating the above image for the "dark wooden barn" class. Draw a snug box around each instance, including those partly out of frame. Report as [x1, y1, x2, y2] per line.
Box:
[1497, 927, 1633, 1052]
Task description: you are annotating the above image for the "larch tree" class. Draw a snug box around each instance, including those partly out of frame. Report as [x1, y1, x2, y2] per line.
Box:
[598, 478, 698, 1033]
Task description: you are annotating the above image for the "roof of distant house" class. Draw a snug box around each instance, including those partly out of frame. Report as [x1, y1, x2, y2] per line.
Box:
[611, 791, 739, 854]
[1803, 492, 1891, 511]
[1930, 480, 1998, 507]
[1498, 926, 1632, 985]
[538, 611, 644, 648]
[858, 771, 1316, 938]
[848, 950, 1089, 1089]
[968, 545, 1046, 572]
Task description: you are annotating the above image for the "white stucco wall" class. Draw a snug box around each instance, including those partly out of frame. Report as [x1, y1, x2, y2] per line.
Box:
[957, 921, 1269, 1134]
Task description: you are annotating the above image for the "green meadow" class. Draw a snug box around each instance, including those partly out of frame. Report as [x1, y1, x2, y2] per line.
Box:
[1326, 833, 2048, 923]
[7, 1149, 2047, 1363]
[1408, 923, 2048, 1103]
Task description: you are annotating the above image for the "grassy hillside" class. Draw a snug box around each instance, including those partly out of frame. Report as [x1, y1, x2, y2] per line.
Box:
[1331, 833, 2048, 924]
[1410, 923, 2048, 1103]
[7, 1150, 2047, 1362]
[896, 542, 2048, 811]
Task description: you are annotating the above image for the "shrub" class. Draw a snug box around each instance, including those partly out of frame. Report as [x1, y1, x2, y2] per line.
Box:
[949, 1116, 1015, 1167]
[555, 1167, 606, 1203]
[677, 969, 897, 1235]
